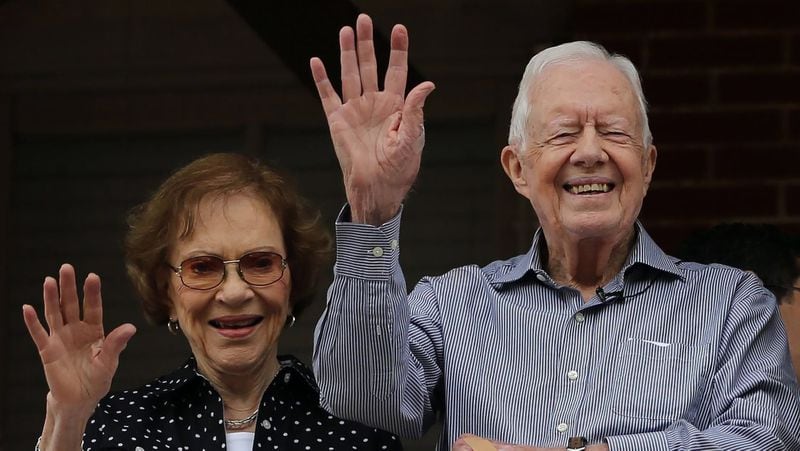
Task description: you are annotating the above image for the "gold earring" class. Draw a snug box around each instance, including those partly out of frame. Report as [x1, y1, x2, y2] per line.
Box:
[167, 318, 181, 335]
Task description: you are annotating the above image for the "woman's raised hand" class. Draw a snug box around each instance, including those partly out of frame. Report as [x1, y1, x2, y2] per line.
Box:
[22, 264, 136, 419]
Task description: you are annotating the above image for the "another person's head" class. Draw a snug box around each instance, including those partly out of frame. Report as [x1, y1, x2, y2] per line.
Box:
[501, 41, 657, 244]
[788, 235, 800, 305]
[125, 153, 331, 375]
[679, 223, 800, 381]
[679, 223, 797, 303]
[783, 235, 800, 380]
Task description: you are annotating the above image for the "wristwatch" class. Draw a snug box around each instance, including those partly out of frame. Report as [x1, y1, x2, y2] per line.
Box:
[566, 436, 588, 451]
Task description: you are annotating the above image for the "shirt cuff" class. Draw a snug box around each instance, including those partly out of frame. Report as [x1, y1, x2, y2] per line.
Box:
[334, 204, 402, 280]
[605, 431, 669, 451]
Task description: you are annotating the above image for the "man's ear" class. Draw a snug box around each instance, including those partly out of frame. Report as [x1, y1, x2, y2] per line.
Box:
[501, 145, 528, 196]
[642, 144, 657, 195]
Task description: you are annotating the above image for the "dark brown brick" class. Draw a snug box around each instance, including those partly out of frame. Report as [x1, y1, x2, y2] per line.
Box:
[793, 34, 800, 65]
[715, 0, 800, 30]
[778, 222, 800, 237]
[644, 72, 710, 106]
[649, 34, 784, 69]
[790, 109, 800, 141]
[714, 145, 800, 180]
[640, 223, 712, 255]
[641, 184, 778, 219]
[787, 185, 800, 216]
[650, 109, 782, 144]
[595, 37, 646, 68]
[575, 1, 707, 33]
[652, 146, 708, 180]
[719, 71, 800, 104]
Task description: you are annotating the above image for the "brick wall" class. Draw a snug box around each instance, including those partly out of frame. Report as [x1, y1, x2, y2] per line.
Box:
[1, 1, 797, 449]
[574, 0, 800, 251]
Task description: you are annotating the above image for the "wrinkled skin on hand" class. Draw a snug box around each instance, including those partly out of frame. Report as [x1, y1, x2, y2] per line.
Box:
[453, 433, 608, 451]
[310, 13, 435, 225]
[22, 264, 136, 420]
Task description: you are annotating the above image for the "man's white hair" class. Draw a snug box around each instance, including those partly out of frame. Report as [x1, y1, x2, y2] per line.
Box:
[508, 41, 652, 149]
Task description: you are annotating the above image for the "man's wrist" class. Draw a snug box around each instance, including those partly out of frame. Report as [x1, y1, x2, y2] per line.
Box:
[566, 436, 587, 451]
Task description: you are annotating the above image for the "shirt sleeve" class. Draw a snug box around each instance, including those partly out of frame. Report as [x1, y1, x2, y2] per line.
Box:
[605, 274, 800, 451]
[313, 205, 443, 439]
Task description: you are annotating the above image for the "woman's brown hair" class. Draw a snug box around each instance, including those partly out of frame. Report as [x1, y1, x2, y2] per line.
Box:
[125, 153, 332, 324]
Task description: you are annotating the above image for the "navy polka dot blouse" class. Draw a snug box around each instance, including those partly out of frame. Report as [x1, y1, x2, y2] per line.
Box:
[82, 355, 402, 450]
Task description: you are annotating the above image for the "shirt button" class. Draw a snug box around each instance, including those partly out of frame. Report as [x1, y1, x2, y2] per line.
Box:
[283, 373, 291, 383]
[390, 239, 399, 250]
[567, 370, 579, 381]
[371, 246, 384, 257]
[575, 312, 585, 323]
[261, 419, 271, 429]
[535, 273, 547, 282]
[556, 422, 569, 433]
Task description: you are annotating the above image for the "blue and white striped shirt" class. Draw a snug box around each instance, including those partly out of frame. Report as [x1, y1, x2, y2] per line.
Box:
[314, 209, 800, 450]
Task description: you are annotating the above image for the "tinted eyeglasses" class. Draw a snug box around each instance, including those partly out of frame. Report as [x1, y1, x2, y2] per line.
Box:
[168, 251, 288, 290]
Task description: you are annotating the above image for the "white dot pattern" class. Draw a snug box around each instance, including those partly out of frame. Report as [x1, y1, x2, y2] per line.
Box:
[81, 355, 401, 450]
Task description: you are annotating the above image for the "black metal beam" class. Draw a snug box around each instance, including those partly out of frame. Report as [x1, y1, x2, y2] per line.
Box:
[225, 0, 425, 97]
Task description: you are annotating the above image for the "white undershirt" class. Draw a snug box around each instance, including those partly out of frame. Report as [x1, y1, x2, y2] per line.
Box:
[226, 431, 255, 451]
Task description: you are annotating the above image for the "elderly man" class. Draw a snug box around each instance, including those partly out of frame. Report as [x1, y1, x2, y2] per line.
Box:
[310, 14, 800, 451]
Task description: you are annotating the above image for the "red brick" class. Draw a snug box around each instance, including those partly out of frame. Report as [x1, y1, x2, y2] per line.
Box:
[788, 185, 800, 216]
[574, 1, 707, 34]
[714, 145, 800, 180]
[649, 109, 782, 144]
[715, 0, 800, 30]
[641, 184, 779, 219]
[652, 146, 708, 180]
[649, 34, 784, 69]
[718, 71, 800, 104]
[644, 72, 710, 106]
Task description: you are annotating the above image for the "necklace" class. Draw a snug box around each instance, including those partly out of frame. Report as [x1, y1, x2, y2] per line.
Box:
[224, 408, 259, 430]
[221, 363, 281, 431]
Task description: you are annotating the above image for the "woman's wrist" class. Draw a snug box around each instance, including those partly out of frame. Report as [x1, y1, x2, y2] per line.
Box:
[45, 392, 95, 424]
[35, 435, 84, 451]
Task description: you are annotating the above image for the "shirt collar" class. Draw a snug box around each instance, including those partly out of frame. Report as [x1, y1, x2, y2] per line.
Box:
[490, 221, 684, 287]
[149, 354, 319, 396]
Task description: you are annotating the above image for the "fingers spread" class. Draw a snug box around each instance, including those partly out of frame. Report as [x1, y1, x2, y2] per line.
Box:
[339, 26, 361, 102]
[83, 273, 103, 326]
[384, 24, 409, 97]
[22, 304, 49, 351]
[355, 14, 378, 93]
[311, 57, 342, 118]
[42, 276, 63, 332]
[405, 81, 436, 111]
[59, 264, 81, 324]
[398, 81, 436, 143]
[101, 323, 137, 367]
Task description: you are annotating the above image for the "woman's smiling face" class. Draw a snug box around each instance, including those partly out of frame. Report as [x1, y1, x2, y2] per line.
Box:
[166, 191, 291, 377]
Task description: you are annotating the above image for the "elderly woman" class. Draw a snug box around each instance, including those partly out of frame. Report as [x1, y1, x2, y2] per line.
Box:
[22, 153, 401, 450]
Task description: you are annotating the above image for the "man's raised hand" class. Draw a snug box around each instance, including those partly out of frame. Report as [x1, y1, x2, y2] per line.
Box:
[310, 14, 435, 225]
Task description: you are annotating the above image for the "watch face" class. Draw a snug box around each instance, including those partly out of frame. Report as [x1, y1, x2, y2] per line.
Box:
[567, 436, 588, 450]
